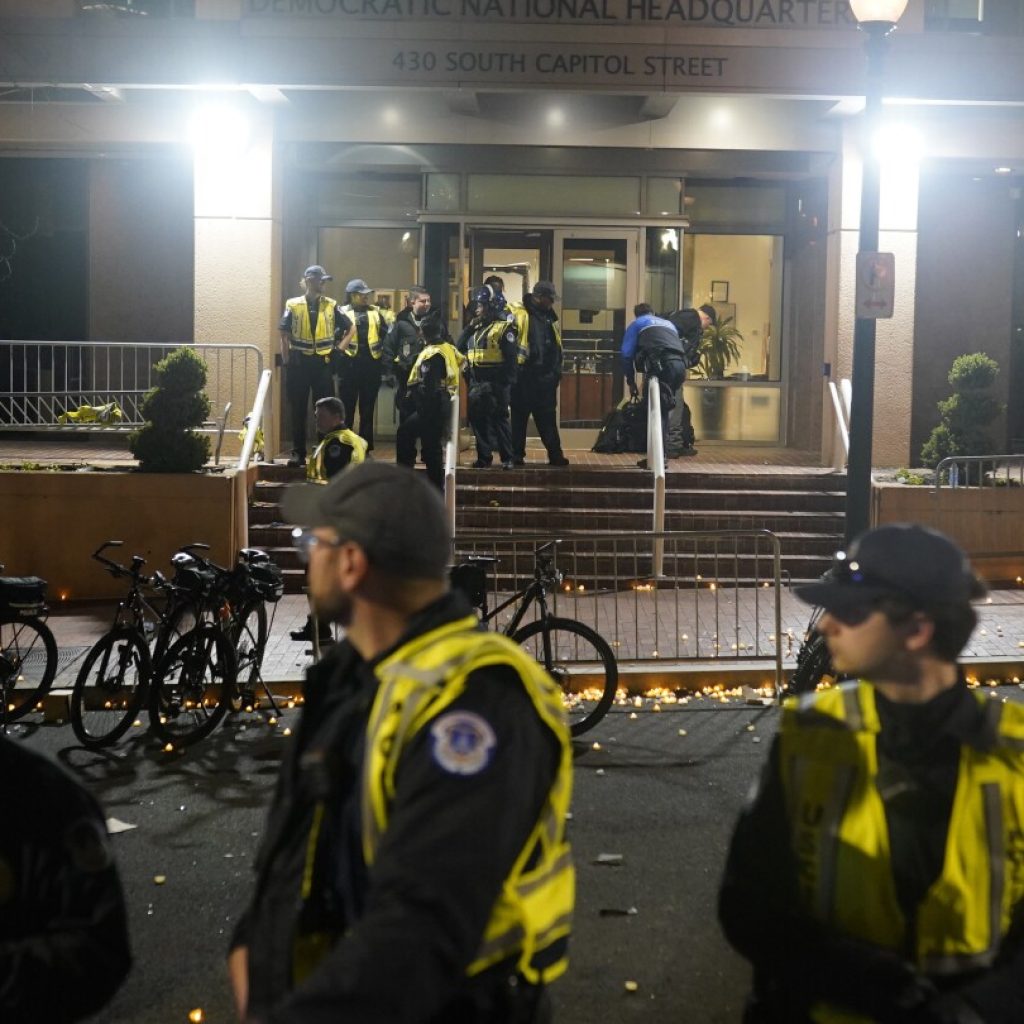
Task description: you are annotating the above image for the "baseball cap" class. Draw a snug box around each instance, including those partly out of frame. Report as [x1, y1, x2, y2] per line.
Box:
[533, 281, 560, 301]
[794, 523, 986, 614]
[282, 462, 450, 580]
[698, 303, 718, 327]
[346, 278, 374, 295]
[304, 265, 332, 280]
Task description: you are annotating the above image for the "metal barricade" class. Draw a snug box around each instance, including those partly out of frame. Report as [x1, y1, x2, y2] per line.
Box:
[443, 389, 460, 539]
[646, 375, 666, 576]
[453, 530, 784, 687]
[0, 340, 265, 437]
[933, 454, 1024, 491]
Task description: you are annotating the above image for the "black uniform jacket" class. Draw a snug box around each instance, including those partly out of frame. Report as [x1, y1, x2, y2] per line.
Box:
[521, 294, 562, 382]
[231, 592, 561, 1024]
[384, 307, 452, 374]
[0, 736, 131, 1024]
[718, 681, 1024, 1023]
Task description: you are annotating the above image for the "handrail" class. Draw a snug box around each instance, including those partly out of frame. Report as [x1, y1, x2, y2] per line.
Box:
[829, 380, 850, 457]
[647, 375, 666, 577]
[237, 369, 272, 471]
[933, 454, 1024, 492]
[443, 388, 460, 539]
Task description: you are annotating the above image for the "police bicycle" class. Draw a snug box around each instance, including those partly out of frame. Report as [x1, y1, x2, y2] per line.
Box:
[148, 546, 283, 747]
[69, 541, 203, 748]
[450, 541, 619, 736]
[0, 565, 57, 726]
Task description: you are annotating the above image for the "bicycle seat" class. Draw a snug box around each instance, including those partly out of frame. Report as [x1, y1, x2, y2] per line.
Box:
[452, 553, 497, 567]
[238, 547, 270, 565]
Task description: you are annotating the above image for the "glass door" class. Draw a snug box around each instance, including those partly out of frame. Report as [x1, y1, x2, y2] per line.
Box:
[553, 230, 640, 431]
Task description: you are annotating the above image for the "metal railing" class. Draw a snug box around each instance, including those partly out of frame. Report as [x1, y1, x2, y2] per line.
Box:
[443, 390, 460, 538]
[933, 454, 1024, 491]
[646, 375, 666, 576]
[829, 378, 852, 458]
[0, 341, 266, 439]
[453, 530, 784, 686]
[237, 369, 272, 471]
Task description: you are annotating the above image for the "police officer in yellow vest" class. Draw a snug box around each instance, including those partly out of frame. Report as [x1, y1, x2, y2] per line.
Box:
[456, 284, 522, 469]
[718, 524, 1024, 1024]
[335, 278, 395, 453]
[279, 266, 354, 468]
[229, 462, 574, 1024]
[396, 319, 465, 492]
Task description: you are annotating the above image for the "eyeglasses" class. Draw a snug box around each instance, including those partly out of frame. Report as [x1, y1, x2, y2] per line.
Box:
[291, 527, 343, 565]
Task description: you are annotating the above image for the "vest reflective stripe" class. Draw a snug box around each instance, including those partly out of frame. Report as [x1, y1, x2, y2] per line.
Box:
[466, 317, 516, 367]
[339, 305, 391, 359]
[406, 342, 466, 393]
[362, 618, 574, 984]
[306, 428, 367, 482]
[288, 297, 339, 357]
[780, 682, 1024, 1024]
[508, 302, 530, 366]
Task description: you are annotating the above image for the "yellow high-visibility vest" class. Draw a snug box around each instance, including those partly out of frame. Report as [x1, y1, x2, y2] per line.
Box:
[406, 342, 466, 394]
[465, 316, 518, 369]
[305, 428, 367, 482]
[779, 681, 1024, 1024]
[287, 296, 342, 358]
[338, 305, 394, 360]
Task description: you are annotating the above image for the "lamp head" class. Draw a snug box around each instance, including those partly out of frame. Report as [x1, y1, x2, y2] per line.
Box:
[849, 0, 909, 27]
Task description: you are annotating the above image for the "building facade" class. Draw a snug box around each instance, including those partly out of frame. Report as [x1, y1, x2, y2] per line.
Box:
[0, 0, 1022, 463]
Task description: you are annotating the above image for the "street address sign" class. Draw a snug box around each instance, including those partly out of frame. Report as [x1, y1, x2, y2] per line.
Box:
[855, 251, 895, 319]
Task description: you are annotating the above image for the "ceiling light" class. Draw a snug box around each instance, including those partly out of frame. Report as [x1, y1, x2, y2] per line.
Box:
[995, 167, 1013, 175]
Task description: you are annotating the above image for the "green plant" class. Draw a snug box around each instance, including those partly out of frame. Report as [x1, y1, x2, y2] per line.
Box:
[920, 352, 1003, 468]
[895, 468, 927, 486]
[692, 316, 744, 380]
[129, 347, 211, 473]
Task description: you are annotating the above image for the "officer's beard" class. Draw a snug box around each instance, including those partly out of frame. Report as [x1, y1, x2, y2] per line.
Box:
[311, 589, 354, 629]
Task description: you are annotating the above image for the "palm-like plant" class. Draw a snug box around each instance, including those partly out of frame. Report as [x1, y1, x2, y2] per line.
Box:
[692, 316, 744, 380]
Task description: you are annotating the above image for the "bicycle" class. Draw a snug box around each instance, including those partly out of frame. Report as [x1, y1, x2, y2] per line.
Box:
[450, 541, 619, 737]
[70, 541, 199, 749]
[0, 566, 57, 727]
[148, 547, 283, 747]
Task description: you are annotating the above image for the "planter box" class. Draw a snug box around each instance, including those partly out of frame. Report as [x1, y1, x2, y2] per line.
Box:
[872, 483, 1024, 583]
[0, 467, 256, 601]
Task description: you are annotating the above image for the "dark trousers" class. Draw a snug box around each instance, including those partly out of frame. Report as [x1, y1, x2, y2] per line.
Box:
[286, 352, 333, 456]
[337, 357, 382, 450]
[511, 374, 563, 462]
[396, 399, 446, 491]
[467, 367, 513, 465]
[644, 356, 686, 452]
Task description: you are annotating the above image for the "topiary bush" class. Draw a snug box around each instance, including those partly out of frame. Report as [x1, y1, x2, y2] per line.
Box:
[129, 347, 211, 473]
[920, 352, 1003, 468]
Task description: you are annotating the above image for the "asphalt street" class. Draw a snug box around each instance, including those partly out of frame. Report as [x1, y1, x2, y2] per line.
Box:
[10, 694, 776, 1024]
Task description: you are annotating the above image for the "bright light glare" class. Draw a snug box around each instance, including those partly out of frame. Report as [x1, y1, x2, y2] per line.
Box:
[849, 0, 909, 22]
[382, 106, 399, 126]
[709, 107, 733, 130]
[547, 107, 565, 128]
[660, 228, 679, 252]
[188, 104, 250, 155]
[872, 123, 923, 166]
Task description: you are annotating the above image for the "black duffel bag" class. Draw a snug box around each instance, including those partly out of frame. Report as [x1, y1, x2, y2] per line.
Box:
[249, 562, 284, 603]
[0, 576, 48, 615]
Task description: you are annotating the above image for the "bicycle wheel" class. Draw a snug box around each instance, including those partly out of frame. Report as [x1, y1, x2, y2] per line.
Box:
[152, 599, 201, 667]
[231, 600, 267, 697]
[0, 616, 58, 723]
[71, 627, 151, 748]
[149, 624, 235, 747]
[513, 617, 618, 737]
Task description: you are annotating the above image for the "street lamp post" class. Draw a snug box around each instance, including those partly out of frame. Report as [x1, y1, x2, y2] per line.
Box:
[845, 0, 909, 543]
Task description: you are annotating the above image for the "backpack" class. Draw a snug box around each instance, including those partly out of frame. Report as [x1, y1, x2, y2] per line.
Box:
[665, 310, 704, 370]
[592, 396, 647, 454]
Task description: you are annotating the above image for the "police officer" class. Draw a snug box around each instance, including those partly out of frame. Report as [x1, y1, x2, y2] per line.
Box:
[336, 278, 395, 452]
[290, 396, 366, 645]
[0, 734, 131, 1023]
[396, 319, 465, 491]
[510, 281, 569, 467]
[279, 265, 354, 468]
[619, 303, 689, 470]
[229, 462, 574, 1024]
[717, 524, 1024, 1023]
[456, 284, 521, 469]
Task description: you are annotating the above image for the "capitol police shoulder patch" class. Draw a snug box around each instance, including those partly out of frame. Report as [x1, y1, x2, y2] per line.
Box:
[430, 711, 497, 776]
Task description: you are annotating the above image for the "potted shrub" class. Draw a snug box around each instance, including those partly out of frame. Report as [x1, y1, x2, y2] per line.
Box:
[691, 316, 744, 439]
[129, 347, 212, 473]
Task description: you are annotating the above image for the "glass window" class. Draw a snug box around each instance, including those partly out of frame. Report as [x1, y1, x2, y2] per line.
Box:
[683, 233, 783, 382]
[318, 227, 420, 314]
[468, 175, 640, 217]
[685, 186, 786, 231]
[645, 227, 681, 315]
[426, 173, 460, 213]
[645, 178, 684, 217]
[317, 174, 421, 223]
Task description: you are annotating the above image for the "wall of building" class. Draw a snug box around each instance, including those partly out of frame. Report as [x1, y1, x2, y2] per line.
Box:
[911, 171, 1016, 460]
[88, 157, 195, 343]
